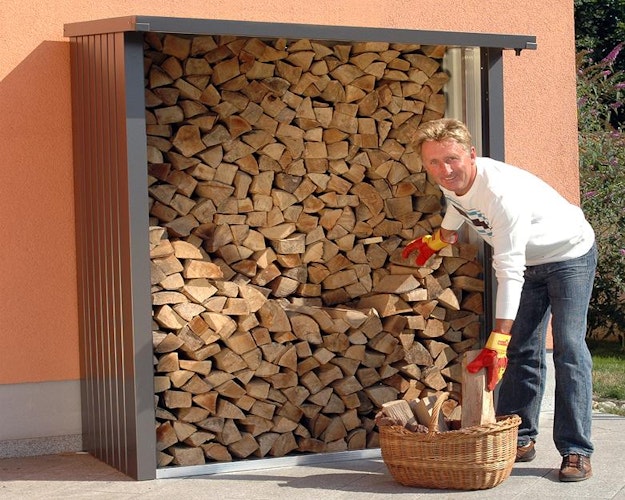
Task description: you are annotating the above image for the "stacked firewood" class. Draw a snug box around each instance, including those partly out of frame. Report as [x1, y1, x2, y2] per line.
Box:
[144, 32, 484, 467]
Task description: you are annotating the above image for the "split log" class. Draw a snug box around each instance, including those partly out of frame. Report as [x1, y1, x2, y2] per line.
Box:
[461, 350, 496, 427]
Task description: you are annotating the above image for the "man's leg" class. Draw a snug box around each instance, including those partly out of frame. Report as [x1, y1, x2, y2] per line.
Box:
[497, 269, 550, 446]
[549, 245, 597, 457]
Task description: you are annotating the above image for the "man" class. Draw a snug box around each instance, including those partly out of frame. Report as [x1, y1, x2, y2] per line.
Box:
[403, 118, 596, 482]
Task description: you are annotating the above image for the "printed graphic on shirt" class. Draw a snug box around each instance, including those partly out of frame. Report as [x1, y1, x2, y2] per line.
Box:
[450, 202, 493, 237]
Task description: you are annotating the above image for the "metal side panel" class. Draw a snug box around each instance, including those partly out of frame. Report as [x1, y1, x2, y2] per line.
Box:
[69, 30, 155, 480]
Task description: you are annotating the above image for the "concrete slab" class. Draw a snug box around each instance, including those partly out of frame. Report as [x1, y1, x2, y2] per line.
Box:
[2, 411, 625, 500]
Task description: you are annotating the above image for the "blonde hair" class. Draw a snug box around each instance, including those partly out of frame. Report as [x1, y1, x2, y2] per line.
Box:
[412, 118, 473, 155]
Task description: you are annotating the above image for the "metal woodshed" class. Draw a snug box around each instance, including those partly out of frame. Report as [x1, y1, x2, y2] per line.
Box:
[63, 15, 536, 480]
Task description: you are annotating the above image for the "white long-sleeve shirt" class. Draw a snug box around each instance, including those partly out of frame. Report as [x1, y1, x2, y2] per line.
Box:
[440, 157, 595, 320]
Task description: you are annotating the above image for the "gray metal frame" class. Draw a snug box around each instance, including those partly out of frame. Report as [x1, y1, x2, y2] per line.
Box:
[66, 15, 535, 481]
[480, 47, 507, 338]
[483, 48, 507, 161]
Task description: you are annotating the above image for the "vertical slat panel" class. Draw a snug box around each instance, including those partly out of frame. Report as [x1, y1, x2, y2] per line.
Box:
[68, 30, 155, 480]
[86, 31, 105, 468]
[96, 32, 110, 463]
[99, 31, 117, 469]
[92, 32, 109, 465]
[113, 30, 133, 475]
[86, 33, 104, 458]
[106, 31, 126, 474]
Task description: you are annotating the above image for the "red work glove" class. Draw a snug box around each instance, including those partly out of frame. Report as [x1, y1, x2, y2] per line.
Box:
[466, 331, 512, 391]
[401, 229, 451, 266]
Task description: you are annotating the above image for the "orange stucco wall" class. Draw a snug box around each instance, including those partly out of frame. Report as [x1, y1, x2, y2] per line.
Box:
[0, 1, 577, 384]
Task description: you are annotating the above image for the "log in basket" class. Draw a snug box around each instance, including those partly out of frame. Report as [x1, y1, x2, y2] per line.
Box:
[378, 393, 521, 490]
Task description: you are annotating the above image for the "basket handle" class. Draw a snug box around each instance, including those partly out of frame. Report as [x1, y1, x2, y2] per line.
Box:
[427, 392, 449, 433]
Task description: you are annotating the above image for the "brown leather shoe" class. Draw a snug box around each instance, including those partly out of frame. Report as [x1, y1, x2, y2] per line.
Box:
[515, 441, 536, 462]
[559, 454, 592, 482]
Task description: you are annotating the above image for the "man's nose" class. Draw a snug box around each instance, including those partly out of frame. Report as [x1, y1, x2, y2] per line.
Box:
[438, 162, 453, 175]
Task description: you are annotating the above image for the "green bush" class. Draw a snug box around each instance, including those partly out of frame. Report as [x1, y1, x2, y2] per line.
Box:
[587, 339, 625, 414]
[577, 46, 625, 342]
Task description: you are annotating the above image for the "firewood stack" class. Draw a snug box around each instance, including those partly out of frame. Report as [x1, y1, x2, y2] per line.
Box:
[144, 32, 484, 467]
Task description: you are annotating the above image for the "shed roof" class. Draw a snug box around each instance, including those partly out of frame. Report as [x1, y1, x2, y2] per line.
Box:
[64, 15, 537, 52]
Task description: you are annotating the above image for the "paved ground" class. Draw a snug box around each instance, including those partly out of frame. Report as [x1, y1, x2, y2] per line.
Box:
[1, 410, 625, 499]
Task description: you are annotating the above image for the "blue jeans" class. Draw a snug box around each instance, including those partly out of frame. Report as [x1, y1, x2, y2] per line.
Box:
[497, 243, 597, 457]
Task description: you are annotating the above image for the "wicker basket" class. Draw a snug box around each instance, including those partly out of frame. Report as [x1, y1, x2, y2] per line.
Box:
[379, 393, 521, 490]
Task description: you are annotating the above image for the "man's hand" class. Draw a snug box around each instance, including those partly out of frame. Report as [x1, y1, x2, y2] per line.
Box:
[401, 229, 450, 266]
[466, 331, 512, 391]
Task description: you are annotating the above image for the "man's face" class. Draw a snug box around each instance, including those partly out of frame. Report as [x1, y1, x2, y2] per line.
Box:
[420, 139, 477, 196]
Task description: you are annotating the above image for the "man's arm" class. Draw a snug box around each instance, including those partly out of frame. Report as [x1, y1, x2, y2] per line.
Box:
[494, 318, 514, 334]
[440, 228, 458, 244]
